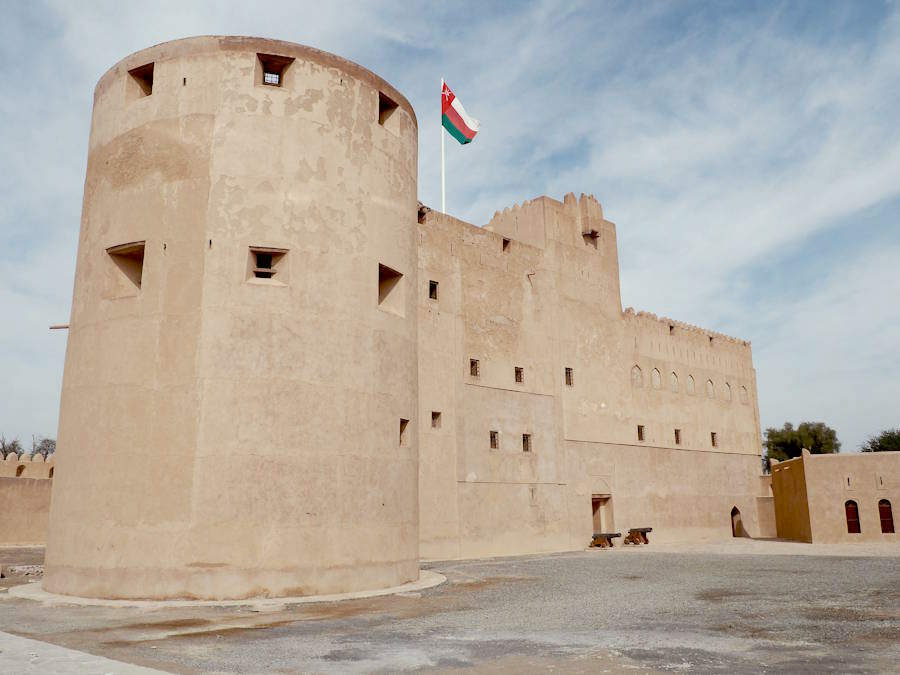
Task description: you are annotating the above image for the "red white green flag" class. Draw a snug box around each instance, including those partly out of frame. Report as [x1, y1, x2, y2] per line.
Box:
[442, 82, 480, 145]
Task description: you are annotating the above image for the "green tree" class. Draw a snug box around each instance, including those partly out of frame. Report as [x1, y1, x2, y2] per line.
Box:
[860, 428, 900, 453]
[764, 421, 840, 462]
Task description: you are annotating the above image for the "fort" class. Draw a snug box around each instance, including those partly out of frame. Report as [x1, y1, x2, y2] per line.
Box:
[35, 36, 894, 601]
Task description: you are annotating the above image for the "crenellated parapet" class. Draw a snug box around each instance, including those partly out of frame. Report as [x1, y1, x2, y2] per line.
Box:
[0, 453, 55, 479]
[623, 307, 751, 348]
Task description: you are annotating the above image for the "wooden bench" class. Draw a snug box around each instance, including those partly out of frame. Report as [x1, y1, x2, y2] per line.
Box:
[623, 527, 653, 545]
[589, 532, 621, 548]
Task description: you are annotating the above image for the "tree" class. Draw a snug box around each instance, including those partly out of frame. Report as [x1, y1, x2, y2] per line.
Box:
[861, 428, 900, 453]
[33, 437, 56, 459]
[0, 435, 23, 460]
[764, 422, 840, 463]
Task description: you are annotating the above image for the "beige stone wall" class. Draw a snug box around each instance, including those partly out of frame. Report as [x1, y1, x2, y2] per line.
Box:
[418, 194, 768, 560]
[773, 451, 899, 544]
[46, 37, 419, 600]
[770, 456, 812, 542]
[0, 458, 54, 545]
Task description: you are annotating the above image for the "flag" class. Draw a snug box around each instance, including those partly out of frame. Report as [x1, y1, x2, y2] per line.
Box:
[441, 82, 480, 145]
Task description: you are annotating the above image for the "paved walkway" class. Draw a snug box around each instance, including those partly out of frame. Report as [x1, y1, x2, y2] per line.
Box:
[0, 632, 168, 674]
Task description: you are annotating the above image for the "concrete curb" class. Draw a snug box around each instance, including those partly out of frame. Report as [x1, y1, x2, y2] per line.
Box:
[5, 569, 445, 609]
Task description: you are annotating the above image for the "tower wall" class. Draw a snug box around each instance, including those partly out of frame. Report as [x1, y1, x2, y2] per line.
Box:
[45, 37, 419, 599]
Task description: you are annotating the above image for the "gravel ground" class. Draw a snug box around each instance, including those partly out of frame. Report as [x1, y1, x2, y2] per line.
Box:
[1, 545, 898, 673]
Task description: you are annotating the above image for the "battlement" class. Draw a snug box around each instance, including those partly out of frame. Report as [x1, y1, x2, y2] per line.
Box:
[0, 453, 55, 479]
[624, 308, 751, 348]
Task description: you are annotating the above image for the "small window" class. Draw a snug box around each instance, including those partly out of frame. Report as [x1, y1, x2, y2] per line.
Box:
[740, 386, 749, 404]
[565, 367, 574, 387]
[490, 430, 499, 449]
[470, 359, 480, 377]
[845, 500, 861, 533]
[428, 280, 439, 300]
[16, 465, 25, 477]
[248, 247, 288, 281]
[258, 53, 294, 87]
[522, 433, 532, 452]
[879, 499, 894, 534]
[637, 425, 645, 442]
[377, 263, 404, 315]
[431, 411, 441, 429]
[128, 63, 154, 97]
[651, 368, 661, 389]
[378, 91, 399, 126]
[515, 366, 524, 384]
[724, 382, 732, 402]
[674, 428, 681, 445]
[710, 432, 718, 448]
[706, 379, 715, 398]
[107, 241, 146, 292]
[687, 375, 695, 395]
[502, 237, 511, 252]
[668, 324, 675, 335]
[399, 418, 409, 446]
[670, 371, 679, 392]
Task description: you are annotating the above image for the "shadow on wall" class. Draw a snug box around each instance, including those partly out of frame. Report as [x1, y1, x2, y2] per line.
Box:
[0, 457, 54, 545]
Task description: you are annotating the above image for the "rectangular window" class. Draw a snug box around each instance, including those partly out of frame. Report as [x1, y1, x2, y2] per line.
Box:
[257, 53, 294, 87]
[128, 63, 154, 97]
[637, 425, 645, 442]
[377, 263, 404, 315]
[107, 241, 146, 292]
[470, 358, 480, 377]
[490, 430, 499, 449]
[674, 428, 681, 445]
[515, 366, 524, 384]
[248, 247, 288, 281]
[431, 411, 441, 429]
[399, 418, 409, 446]
[378, 91, 399, 126]
[711, 432, 718, 448]
[565, 367, 574, 387]
[522, 433, 532, 453]
[428, 280, 439, 300]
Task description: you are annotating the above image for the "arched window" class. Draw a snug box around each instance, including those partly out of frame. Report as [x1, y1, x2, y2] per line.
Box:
[879, 499, 894, 534]
[631, 365, 643, 387]
[686, 375, 695, 395]
[706, 379, 715, 398]
[740, 385, 749, 404]
[724, 382, 732, 402]
[669, 371, 678, 392]
[651, 368, 661, 389]
[845, 500, 861, 534]
[16, 465, 25, 477]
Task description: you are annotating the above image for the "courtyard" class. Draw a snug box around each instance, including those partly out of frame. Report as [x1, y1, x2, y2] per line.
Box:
[1, 540, 898, 673]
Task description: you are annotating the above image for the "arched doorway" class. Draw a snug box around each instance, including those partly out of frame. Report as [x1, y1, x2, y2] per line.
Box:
[731, 506, 743, 537]
[845, 500, 861, 533]
[879, 500, 894, 534]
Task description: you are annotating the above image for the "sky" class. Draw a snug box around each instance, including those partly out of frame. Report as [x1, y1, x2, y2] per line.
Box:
[1, 0, 898, 453]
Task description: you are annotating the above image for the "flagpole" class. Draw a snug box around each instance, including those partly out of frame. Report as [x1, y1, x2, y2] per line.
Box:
[441, 77, 446, 213]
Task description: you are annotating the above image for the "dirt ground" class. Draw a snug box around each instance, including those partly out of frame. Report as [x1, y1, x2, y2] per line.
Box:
[1, 541, 898, 673]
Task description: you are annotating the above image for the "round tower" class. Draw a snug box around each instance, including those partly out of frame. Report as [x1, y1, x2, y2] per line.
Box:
[44, 37, 419, 599]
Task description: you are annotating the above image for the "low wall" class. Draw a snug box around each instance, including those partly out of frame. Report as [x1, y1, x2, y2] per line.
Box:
[0, 455, 54, 545]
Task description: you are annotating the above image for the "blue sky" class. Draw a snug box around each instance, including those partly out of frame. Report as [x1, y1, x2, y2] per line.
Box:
[1, 1, 898, 452]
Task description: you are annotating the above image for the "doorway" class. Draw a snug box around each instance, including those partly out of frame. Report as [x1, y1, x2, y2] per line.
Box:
[592, 495, 613, 533]
[731, 506, 744, 537]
